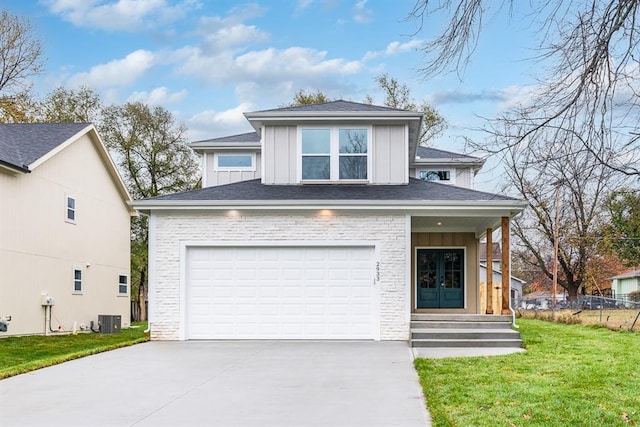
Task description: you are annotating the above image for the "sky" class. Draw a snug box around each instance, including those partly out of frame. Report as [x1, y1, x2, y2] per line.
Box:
[4, 0, 538, 192]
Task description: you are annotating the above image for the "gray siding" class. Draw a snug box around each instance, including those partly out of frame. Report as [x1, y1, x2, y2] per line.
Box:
[263, 125, 297, 184]
[372, 125, 407, 184]
[204, 152, 261, 187]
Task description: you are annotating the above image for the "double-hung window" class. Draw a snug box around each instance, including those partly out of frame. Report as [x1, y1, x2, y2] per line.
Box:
[66, 196, 76, 223]
[73, 269, 83, 293]
[118, 275, 128, 296]
[301, 127, 369, 181]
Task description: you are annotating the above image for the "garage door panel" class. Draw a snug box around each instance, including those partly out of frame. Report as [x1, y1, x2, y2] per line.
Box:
[186, 246, 376, 339]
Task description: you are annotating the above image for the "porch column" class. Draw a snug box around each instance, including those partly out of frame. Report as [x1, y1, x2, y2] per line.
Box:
[501, 217, 511, 315]
[485, 229, 493, 314]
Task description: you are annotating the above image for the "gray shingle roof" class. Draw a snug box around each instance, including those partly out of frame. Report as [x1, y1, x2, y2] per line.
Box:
[191, 132, 260, 144]
[249, 99, 413, 114]
[611, 269, 640, 280]
[0, 123, 90, 171]
[142, 178, 518, 202]
[416, 146, 480, 160]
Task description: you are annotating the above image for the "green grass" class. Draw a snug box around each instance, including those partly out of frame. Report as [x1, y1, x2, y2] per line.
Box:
[0, 322, 149, 379]
[415, 319, 640, 426]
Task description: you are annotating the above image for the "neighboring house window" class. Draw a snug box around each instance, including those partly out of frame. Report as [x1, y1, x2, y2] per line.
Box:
[214, 153, 255, 171]
[301, 127, 369, 181]
[66, 196, 76, 223]
[118, 275, 128, 295]
[418, 169, 453, 183]
[73, 269, 83, 293]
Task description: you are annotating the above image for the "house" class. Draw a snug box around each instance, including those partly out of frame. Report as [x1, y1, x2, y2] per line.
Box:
[0, 123, 134, 336]
[478, 242, 526, 311]
[132, 100, 527, 341]
[611, 270, 640, 298]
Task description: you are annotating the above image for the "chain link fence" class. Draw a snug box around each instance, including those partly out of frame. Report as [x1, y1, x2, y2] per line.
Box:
[515, 294, 640, 331]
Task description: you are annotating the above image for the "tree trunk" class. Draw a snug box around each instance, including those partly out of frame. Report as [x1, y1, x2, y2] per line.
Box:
[138, 266, 147, 321]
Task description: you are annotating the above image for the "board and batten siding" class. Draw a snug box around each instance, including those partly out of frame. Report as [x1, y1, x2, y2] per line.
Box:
[204, 152, 262, 186]
[371, 125, 407, 184]
[0, 133, 131, 336]
[262, 125, 297, 184]
[262, 124, 408, 185]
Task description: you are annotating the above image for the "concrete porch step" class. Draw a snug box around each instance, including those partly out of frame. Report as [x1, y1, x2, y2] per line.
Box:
[410, 320, 513, 330]
[411, 338, 523, 348]
[411, 314, 512, 322]
[411, 328, 520, 340]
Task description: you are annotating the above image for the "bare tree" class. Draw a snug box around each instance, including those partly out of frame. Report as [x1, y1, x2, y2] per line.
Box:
[0, 10, 43, 95]
[408, 0, 640, 176]
[501, 125, 617, 299]
[371, 73, 446, 145]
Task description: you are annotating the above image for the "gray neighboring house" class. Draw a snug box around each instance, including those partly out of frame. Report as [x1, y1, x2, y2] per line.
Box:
[132, 100, 527, 341]
[611, 270, 640, 298]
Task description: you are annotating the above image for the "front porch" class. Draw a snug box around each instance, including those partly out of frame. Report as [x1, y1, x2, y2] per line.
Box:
[410, 215, 515, 316]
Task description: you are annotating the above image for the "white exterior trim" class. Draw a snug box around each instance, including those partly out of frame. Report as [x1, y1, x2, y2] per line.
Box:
[148, 214, 157, 326]
[404, 214, 412, 323]
[212, 152, 256, 172]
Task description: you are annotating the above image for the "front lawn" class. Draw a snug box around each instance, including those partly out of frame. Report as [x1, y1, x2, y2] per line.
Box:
[415, 319, 640, 426]
[0, 322, 149, 379]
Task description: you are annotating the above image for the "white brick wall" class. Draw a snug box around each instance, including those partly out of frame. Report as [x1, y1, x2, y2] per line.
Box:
[150, 211, 409, 340]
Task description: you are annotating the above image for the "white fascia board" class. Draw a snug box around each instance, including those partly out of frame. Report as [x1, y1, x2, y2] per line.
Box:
[189, 142, 261, 153]
[131, 199, 528, 214]
[412, 158, 485, 167]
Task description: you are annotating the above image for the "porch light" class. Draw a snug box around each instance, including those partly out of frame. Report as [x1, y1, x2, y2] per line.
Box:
[437, 222, 442, 226]
[317, 209, 334, 217]
[226, 209, 241, 217]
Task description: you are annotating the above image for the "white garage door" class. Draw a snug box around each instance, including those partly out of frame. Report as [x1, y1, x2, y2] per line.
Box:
[186, 246, 376, 339]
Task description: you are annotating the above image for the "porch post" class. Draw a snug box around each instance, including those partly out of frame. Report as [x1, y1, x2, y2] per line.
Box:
[501, 217, 511, 315]
[485, 228, 493, 314]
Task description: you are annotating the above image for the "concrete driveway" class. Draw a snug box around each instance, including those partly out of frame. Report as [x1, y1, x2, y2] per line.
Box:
[0, 341, 430, 427]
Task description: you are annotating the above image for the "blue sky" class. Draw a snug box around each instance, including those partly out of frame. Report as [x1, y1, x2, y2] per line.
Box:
[5, 0, 538, 191]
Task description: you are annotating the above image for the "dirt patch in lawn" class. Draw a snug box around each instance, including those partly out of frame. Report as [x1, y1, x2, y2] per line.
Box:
[518, 308, 640, 331]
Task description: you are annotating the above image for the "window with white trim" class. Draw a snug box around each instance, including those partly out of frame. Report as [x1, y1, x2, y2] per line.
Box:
[301, 127, 369, 181]
[213, 153, 254, 171]
[66, 196, 76, 223]
[417, 169, 454, 184]
[118, 275, 128, 295]
[73, 268, 83, 293]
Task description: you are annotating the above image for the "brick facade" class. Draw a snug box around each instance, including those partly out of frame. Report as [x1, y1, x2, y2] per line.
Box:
[150, 210, 409, 340]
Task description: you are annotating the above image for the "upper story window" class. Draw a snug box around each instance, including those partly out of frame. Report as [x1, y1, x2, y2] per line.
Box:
[118, 274, 128, 296]
[73, 268, 83, 293]
[214, 153, 255, 171]
[66, 196, 76, 223]
[418, 169, 453, 184]
[300, 127, 369, 181]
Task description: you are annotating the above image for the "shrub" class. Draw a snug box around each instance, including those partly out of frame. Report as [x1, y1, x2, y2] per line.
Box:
[629, 290, 640, 302]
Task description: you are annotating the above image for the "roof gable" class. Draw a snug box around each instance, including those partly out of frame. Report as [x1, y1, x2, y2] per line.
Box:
[416, 146, 480, 161]
[0, 123, 91, 172]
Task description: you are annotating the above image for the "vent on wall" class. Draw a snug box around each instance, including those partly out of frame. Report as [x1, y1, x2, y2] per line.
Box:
[98, 315, 121, 334]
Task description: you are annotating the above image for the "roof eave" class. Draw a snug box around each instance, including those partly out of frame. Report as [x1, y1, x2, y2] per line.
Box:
[0, 159, 29, 174]
[131, 199, 528, 214]
[189, 142, 261, 152]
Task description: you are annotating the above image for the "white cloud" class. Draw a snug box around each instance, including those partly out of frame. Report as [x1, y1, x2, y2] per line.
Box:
[67, 50, 155, 89]
[127, 86, 188, 105]
[174, 46, 361, 84]
[353, 0, 373, 23]
[294, 0, 315, 15]
[186, 103, 255, 141]
[43, 0, 198, 31]
[363, 40, 424, 61]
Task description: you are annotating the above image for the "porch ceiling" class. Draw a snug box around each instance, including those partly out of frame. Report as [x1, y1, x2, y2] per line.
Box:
[411, 216, 501, 237]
